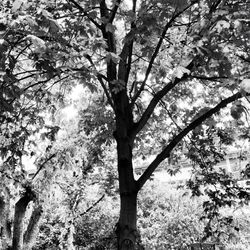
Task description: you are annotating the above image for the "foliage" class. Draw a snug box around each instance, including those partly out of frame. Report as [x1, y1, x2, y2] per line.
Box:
[185, 125, 250, 239]
[138, 182, 205, 249]
[1, 0, 250, 248]
[32, 194, 118, 250]
[224, 208, 250, 250]
[138, 181, 250, 250]
[33, 179, 249, 250]
[74, 199, 119, 250]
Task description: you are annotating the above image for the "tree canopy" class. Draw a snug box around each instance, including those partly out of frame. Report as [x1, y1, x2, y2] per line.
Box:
[1, 0, 250, 249]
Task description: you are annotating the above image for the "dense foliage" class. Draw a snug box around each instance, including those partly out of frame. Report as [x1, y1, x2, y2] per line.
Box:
[32, 181, 250, 249]
[1, 0, 250, 249]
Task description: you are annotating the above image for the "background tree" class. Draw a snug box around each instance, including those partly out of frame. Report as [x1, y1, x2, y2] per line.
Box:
[1, 0, 250, 249]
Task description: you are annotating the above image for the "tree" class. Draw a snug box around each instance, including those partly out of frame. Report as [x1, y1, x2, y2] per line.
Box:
[1, 0, 250, 249]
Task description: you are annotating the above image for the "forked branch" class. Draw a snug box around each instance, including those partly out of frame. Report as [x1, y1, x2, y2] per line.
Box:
[131, 61, 194, 139]
[67, 0, 102, 29]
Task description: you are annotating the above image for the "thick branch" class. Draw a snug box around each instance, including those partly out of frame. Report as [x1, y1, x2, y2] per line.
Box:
[100, 0, 117, 86]
[191, 75, 229, 81]
[120, 0, 136, 84]
[109, 0, 122, 23]
[136, 91, 243, 189]
[131, 62, 193, 138]
[118, 37, 132, 83]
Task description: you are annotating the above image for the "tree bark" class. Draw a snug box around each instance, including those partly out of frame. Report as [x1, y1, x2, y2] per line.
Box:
[0, 195, 7, 250]
[116, 134, 138, 250]
[0, 187, 11, 249]
[23, 204, 43, 250]
[12, 194, 33, 250]
[117, 192, 138, 250]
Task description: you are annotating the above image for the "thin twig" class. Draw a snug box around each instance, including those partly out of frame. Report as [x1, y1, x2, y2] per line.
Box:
[31, 153, 57, 181]
[80, 194, 105, 216]
[67, 0, 102, 29]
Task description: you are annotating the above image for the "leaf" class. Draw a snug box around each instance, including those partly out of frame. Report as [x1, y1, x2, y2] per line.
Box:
[106, 52, 120, 64]
[12, 0, 23, 12]
[230, 101, 245, 120]
[25, 35, 46, 49]
[41, 9, 53, 19]
[24, 15, 38, 27]
[240, 79, 250, 93]
[214, 20, 230, 33]
[88, 11, 98, 19]
[0, 39, 8, 52]
[49, 19, 61, 34]
[0, 39, 8, 46]
[174, 66, 190, 79]
[127, 10, 136, 22]
[105, 23, 115, 33]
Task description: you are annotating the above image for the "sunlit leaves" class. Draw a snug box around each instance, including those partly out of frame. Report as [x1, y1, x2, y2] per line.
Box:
[25, 35, 46, 50]
[173, 65, 190, 79]
[240, 79, 250, 93]
[230, 101, 245, 120]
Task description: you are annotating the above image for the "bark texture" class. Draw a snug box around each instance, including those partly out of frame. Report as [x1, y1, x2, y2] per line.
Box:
[23, 205, 43, 250]
[0, 187, 11, 249]
[12, 192, 33, 250]
[115, 134, 138, 249]
[118, 192, 138, 250]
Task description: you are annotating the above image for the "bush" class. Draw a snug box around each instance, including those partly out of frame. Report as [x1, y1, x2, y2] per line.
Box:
[33, 180, 250, 250]
[138, 182, 205, 249]
[74, 200, 119, 250]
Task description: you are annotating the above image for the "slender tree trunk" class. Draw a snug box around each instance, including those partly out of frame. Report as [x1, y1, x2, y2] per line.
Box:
[0, 196, 7, 249]
[23, 204, 43, 250]
[12, 194, 32, 250]
[0, 187, 11, 249]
